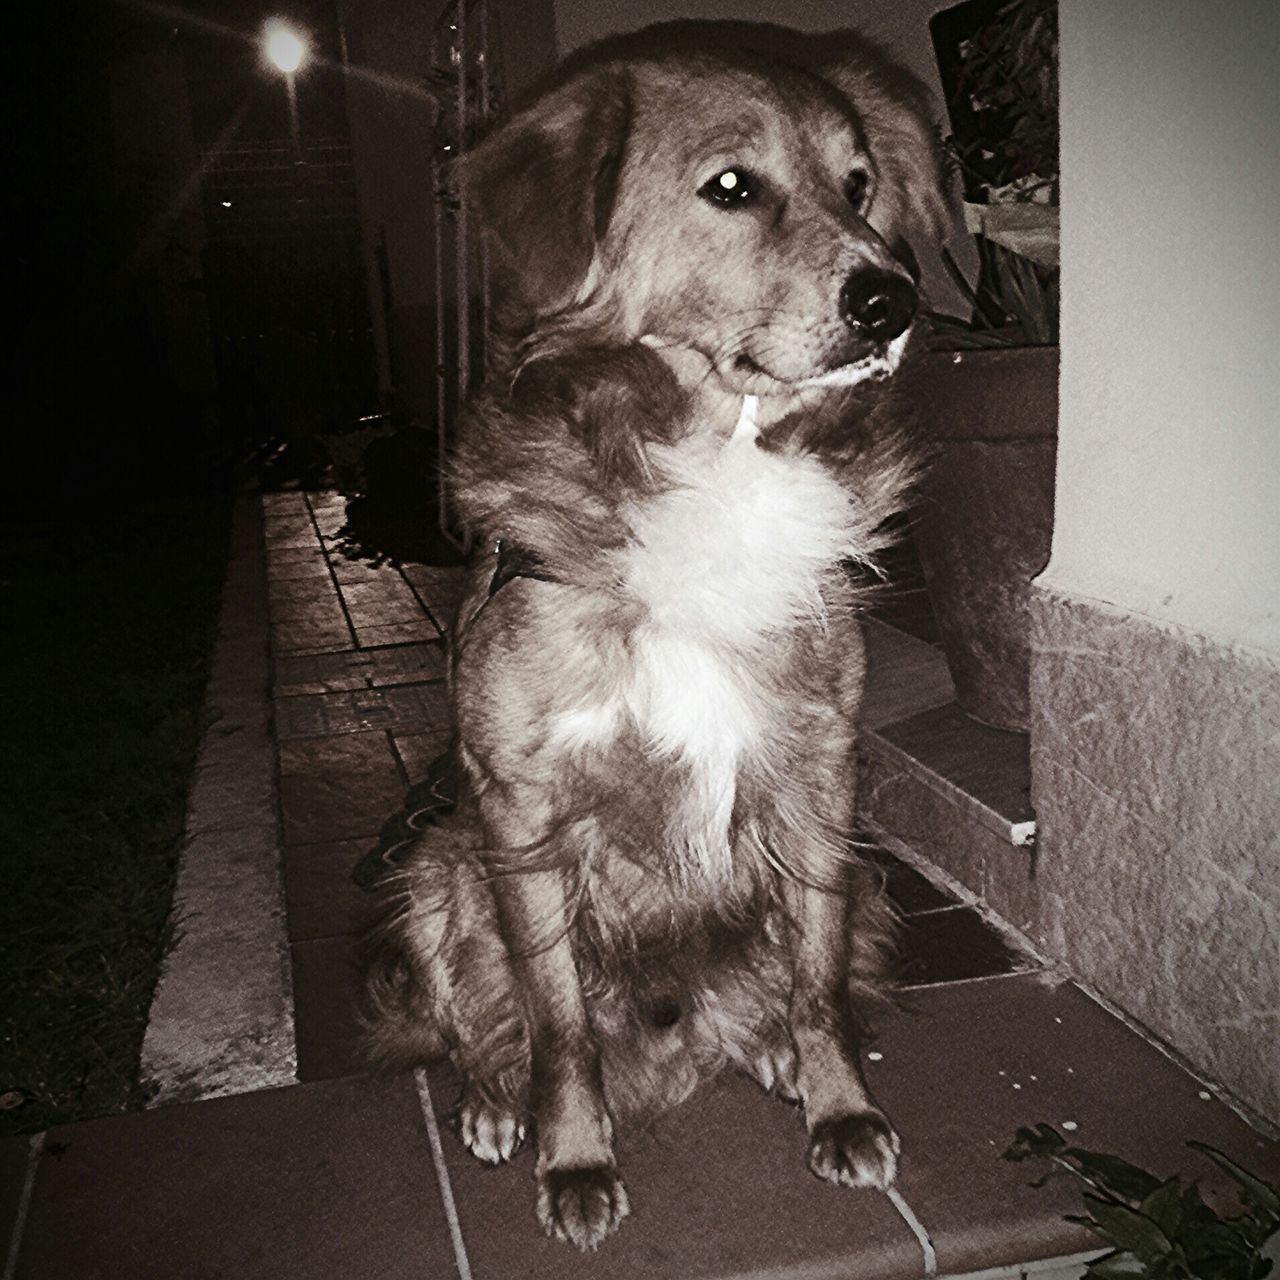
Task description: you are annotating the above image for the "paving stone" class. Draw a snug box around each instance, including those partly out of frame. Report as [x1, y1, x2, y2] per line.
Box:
[424, 1062, 925, 1279]
[283, 838, 381, 941]
[329, 558, 401, 586]
[275, 683, 449, 740]
[898, 906, 1037, 988]
[341, 578, 424, 615]
[278, 731, 407, 844]
[270, 619, 353, 654]
[310, 506, 347, 538]
[393, 729, 453, 783]
[261, 492, 310, 515]
[357, 620, 443, 646]
[262, 515, 318, 546]
[265, 555, 332, 582]
[267, 594, 348, 626]
[347, 605, 432, 633]
[12, 1076, 454, 1280]
[367, 641, 447, 687]
[292, 937, 367, 1081]
[268, 577, 335, 604]
[869, 975, 1280, 1277]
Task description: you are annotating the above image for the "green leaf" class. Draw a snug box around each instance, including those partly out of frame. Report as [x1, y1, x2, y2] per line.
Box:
[1068, 1148, 1165, 1202]
[1187, 1143, 1280, 1223]
[1084, 1196, 1174, 1264]
[1143, 1179, 1187, 1241]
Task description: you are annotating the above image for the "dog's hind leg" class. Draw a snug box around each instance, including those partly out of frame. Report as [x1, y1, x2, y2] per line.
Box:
[365, 833, 532, 1165]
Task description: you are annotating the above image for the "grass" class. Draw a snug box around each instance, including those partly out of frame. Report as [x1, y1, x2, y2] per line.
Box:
[0, 489, 232, 1136]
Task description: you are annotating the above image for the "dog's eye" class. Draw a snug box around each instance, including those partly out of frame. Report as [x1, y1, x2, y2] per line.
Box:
[698, 168, 757, 206]
[845, 169, 870, 210]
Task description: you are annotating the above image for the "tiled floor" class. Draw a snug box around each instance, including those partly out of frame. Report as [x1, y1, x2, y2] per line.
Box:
[4, 488, 1276, 1280]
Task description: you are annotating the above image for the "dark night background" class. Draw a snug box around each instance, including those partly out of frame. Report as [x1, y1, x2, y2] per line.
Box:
[7, 1, 373, 517]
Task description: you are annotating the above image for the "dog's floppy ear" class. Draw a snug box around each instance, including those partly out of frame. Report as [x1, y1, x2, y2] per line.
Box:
[811, 37, 957, 258]
[458, 67, 631, 314]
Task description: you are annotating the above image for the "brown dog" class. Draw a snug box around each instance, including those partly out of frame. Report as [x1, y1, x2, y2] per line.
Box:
[365, 21, 951, 1250]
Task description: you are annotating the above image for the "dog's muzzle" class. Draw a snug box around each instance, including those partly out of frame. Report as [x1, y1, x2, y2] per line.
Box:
[839, 268, 917, 345]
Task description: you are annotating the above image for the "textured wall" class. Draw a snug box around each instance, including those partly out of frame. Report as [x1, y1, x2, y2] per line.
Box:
[1029, 587, 1280, 1120]
[1025, 0, 1280, 1125]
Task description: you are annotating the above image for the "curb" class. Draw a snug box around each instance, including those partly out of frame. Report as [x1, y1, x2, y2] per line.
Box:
[140, 489, 297, 1105]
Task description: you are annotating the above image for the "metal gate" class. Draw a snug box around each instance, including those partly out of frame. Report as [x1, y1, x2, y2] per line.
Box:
[426, 0, 504, 542]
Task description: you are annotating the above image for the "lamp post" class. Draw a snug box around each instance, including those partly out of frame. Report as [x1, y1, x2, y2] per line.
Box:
[263, 21, 308, 166]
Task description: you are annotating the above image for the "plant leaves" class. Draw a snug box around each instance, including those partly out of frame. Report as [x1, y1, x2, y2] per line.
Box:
[1143, 1179, 1187, 1241]
[1188, 1143, 1280, 1223]
[1068, 1148, 1165, 1202]
[1084, 1196, 1174, 1264]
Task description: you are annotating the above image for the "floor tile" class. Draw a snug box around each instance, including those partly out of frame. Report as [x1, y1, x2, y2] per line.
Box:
[393, 729, 454, 783]
[275, 683, 449, 740]
[270, 619, 354, 654]
[366, 641, 447, 686]
[357, 620, 443, 646]
[869, 975, 1280, 1277]
[265, 556, 333, 582]
[874, 702, 1033, 829]
[268, 595, 348, 626]
[341, 578, 424, 613]
[292, 937, 367, 1081]
[283, 838, 382, 941]
[329, 559, 398, 586]
[426, 1064, 925, 1279]
[278, 731, 407, 844]
[13, 1076, 454, 1280]
[261, 492, 311, 515]
[265, 576, 332, 604]
[1, 1133, 33, 1262]
[898, 907, 1036, 987]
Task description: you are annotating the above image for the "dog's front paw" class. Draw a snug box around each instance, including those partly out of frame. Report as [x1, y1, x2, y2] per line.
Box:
[457, 1092, 526, 1165]
[807, 1112, 900, 1189]
[750, 1042, 800, 1102]
[536, 1163, 631, 1250]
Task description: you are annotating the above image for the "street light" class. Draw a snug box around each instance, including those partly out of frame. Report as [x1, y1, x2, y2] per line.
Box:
[262, 20, 308, 165]
[264, 21, 307, 75]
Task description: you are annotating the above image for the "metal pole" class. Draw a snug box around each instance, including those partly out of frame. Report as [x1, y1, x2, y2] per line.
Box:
[455, 0, 470, 404]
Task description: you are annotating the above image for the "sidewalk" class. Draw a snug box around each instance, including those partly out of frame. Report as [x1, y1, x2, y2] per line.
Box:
[3, 488, 1275, 1280]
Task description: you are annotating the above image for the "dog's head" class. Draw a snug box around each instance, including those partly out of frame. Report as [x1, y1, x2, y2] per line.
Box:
[462, 22, 955, 394]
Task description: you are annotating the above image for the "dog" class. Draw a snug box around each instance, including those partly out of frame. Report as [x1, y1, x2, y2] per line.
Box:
[364, 20, 952, 1250]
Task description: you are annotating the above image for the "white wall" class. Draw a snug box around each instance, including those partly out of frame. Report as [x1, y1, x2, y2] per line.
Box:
[1048, 0, 1280, 654]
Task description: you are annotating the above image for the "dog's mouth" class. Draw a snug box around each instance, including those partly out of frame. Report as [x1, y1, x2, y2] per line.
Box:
[730, 328, 911, 392]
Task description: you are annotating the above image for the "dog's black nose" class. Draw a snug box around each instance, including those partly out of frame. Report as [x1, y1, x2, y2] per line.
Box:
[839, 269, 917, 343]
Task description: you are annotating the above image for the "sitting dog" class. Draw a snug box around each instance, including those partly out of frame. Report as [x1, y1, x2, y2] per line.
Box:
[365, 20, 951, 1250]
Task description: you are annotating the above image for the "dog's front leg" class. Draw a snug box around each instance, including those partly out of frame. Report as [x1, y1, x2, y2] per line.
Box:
[482, 790, 629, 1250]
[783, 877, 900, 1190]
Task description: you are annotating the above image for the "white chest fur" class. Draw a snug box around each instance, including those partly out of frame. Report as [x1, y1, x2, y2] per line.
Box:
[551, 402, 871, 881]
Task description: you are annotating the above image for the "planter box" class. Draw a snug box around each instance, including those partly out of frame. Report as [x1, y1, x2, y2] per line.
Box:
[904, 346, 1059, 731]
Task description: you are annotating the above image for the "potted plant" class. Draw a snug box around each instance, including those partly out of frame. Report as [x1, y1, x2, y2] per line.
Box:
[902, 0, 1059, 732]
